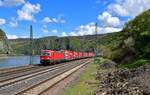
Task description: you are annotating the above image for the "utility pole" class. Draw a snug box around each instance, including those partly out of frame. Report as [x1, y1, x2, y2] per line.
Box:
[95, 22, 98, 56]
[29, 25, 34, 65]
[66, 37, 70, 50]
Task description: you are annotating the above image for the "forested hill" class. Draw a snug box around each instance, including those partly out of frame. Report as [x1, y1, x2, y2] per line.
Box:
[9, 34, 105, 55]
[0, 29, 11, 55]
[98, 9, 150, 67]
[123, 9, 150, 59]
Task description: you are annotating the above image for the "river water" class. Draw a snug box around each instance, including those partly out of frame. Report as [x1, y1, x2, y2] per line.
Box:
[0, 56, 40, 69]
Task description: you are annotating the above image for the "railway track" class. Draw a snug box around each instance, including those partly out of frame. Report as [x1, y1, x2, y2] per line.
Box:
[0, 59, 86, 77]
[0, 63, 66, 83]
[21, 62, 89, 95]
[0, 59, 85, 83]
[0, 59, 91, 95]
[0, 65, 39, 76]
[0, 62, 74, 88]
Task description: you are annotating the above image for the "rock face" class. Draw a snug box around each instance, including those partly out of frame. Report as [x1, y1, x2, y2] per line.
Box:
[0, 29, 11, 54]
[99, 59, 117, 69]
[96, 63, 150, 95]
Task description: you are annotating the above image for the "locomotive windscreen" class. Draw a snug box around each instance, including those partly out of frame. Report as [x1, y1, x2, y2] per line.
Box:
[41, 51, 50, 56]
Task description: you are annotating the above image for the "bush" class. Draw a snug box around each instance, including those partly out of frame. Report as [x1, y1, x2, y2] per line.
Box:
[94, 57, 101, 64]
[120, 59, 150, 69]
[94, 57, 111, 64]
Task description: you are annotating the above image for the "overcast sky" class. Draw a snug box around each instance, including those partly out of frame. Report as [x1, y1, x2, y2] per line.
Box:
[0, 0, 150, 39]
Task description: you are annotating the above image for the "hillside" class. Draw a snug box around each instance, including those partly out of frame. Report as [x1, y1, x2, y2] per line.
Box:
[98, 9, 150, 67]
[95, 9, 150, 95]
[0, 29, 11, 55]
[9, 34, 105, 55]
[123, 9, 150, 59]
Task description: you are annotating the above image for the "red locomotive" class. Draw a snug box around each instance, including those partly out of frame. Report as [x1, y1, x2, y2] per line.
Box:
[40, 50, 95, 65]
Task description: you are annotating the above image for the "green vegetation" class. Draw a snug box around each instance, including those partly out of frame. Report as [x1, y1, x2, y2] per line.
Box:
[61, 63, 97, 95]
[9, 35, 102, 55]
[0, 29, 6, 38]
[120, 59, 150, 69]
[0, 29, 11, 54]
[94, 57, 109, 64]
[98, 9, 150, 68]
[94, 57, 101, 64]
[123, 9, 150, 59]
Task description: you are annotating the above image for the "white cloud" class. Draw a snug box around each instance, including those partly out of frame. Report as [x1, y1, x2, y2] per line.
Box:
[9, 18, 18, 27]
[0, 0, 25, 7]
[17, 2, 41, 21]
[41, 25, 59, 34]
[20, 36, 28, 38]
[99, 27, 122, 34]
[61, 32, 67, 36]
[69, 32, 78, 36]
[75, 23, 96, 36]
[9, 21, 18, 27]
[108, 4, 129, 16]
[41, 25, 58, 34]
[43, 17, 52, 23]
[52, 29, 58, 33]
[57, 14, 66, 23]
[108, 0, 150, 17]
[41, 25, 49, 33]
[0, 18, 6, 25]
[65, 22, 122, 36]
[68, 27, 121, 36]
[59, 19, 65, 23]
[67, 23, 97, 36]
[98, 12, 120, 27]
[52, 18, 58, 23]
[7, 34, 29, 39]
[42, 16, 65, 24]
[42, 17, 58, 23]
[41, 28, 49, 33]
[7, 34, 18, 39]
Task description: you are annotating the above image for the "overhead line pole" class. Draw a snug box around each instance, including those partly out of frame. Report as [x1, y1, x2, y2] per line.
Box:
[29, 25, 34, 65]
[95, 22, 98, 55]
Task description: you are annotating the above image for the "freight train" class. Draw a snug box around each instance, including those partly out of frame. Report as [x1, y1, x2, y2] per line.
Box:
[40, 50, 95, 65]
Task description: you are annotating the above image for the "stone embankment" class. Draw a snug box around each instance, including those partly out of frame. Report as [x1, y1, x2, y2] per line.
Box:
[96, 59, 150, 95]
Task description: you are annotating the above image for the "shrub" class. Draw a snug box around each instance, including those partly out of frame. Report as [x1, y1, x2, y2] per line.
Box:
[121, 59, 150, 69]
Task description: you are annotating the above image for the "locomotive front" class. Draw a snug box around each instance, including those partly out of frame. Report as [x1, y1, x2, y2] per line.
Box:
[40, 50, 52, 65]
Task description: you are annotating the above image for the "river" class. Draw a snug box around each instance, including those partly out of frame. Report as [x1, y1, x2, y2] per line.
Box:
[0, 56, 40, 69]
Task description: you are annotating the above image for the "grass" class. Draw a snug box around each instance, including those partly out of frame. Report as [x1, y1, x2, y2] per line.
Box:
[60, 63, 97, 95]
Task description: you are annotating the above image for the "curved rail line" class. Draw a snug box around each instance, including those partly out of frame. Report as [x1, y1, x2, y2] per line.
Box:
[0, 63, 67, 82]
[0, 59, 85, 83]
[0, 59, 88, 85]
[0, 59, 90, 95]
[19, 60, 91, 95]
[0, 62, 73, 88]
